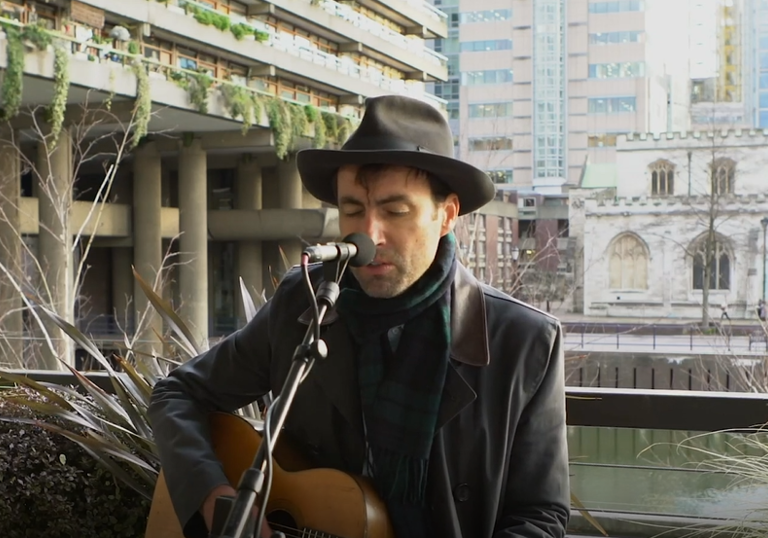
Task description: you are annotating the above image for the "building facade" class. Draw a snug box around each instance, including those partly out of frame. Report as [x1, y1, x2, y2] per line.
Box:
[0, 0, 461, 366]
[570, 129, 768, 320]
[451, 0, 691, 192]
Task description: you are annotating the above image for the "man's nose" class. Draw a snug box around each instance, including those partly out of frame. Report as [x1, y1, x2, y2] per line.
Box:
[362, 214, 385, 245]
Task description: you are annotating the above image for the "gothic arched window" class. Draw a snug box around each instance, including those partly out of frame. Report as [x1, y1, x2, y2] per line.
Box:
[649, 159, 675, 196]
[608, 234, 649, 290]
[692, 236, 731, 290]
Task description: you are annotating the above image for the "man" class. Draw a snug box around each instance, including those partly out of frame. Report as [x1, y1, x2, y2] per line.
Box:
[148, 95, 570, 538]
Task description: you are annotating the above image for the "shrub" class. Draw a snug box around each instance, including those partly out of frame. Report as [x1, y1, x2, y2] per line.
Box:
[0, 389, 150, 538]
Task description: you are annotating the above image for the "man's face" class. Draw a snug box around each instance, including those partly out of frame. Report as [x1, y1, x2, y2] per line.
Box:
[337, 165, 459, 298]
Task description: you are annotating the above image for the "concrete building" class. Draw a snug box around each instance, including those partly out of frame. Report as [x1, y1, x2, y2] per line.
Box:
[450, 0, 691, 192]
[569, 129, 768, 320]
[0, 0, 460, 366]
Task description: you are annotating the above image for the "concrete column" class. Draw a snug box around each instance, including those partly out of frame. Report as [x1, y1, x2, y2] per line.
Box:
[111, 247, 133, 332]
[236, 154, 263, 321]
[178, 139, 208, 348]
[276, 156, 302, 267]
[133, 142, 163, 354]
[302, 184, 322, 209]
[0, 140, 23, 366]
[260, 167, 280, 297]
[36, 129, 74, 369]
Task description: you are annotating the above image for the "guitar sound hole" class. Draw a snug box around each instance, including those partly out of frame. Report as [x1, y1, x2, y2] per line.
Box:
[267, 510, 297, 533]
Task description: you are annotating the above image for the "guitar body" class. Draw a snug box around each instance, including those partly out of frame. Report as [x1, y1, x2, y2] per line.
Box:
[145, 412, 395, 538]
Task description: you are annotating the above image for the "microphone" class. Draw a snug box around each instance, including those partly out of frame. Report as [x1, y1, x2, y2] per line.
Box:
[303, 233, 376, 267]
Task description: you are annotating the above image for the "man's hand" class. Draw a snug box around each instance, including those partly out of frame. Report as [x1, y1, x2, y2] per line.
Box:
[202, 484, 274, 538]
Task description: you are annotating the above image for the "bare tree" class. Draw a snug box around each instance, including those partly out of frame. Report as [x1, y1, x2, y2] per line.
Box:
[0, 91, 154, 369]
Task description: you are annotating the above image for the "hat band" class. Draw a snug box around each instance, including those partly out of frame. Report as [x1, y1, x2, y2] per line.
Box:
[342, 135, 433, 153]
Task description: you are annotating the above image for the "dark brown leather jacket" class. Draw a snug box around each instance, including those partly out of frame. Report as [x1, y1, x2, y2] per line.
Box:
[148, 262, 570, 538]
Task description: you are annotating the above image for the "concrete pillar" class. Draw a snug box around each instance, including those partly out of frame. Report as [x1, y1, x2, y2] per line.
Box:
[236, 154, 263, 321]
[36, 129, 74, 369]
[0, 140, 23, 366]
[302, 184, 322, 209]
[133, 142, 163, 354]
[276, 156, 302, 268]
[178, 139, 208, 348]
[260, 167, 281, 296]
[111, 247, 133, 332]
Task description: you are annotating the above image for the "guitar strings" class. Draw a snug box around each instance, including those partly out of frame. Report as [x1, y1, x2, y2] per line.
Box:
[268, 520, 341, 538]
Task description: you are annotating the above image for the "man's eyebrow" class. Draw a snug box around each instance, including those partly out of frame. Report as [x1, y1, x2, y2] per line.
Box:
[339, 194, 413, 206]
[339, 195, 364, 206]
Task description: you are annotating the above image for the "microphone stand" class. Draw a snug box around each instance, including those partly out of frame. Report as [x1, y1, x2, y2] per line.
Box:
[209, 258, 345, 538]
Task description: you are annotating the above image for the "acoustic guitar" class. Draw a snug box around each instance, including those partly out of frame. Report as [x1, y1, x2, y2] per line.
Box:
[145, 411, 395, 538]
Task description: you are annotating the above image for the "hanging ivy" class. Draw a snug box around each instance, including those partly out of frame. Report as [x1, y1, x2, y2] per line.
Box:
[0, 25, 24, 120]
[288, 103, 308, 149]
[337, 116, 352, 144]
[219, 83, 265, 135]
[321, 111, 339, 143]
[188, 71, 213, 114]
[131, 61, 151, 147]
[267, 98, 292, 159]
[304, 105, 326, 149]
[47, 46, 70, 146]
[21, 23, 52, 51]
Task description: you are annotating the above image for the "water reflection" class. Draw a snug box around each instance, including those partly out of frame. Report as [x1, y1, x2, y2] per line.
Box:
[568, 426, 768, 521]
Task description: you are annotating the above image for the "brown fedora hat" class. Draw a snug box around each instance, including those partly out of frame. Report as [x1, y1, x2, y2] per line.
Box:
[296, 95, 496, 215]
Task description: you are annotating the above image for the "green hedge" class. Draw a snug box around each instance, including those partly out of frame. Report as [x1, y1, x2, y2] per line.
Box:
[0, 389, 150, 537]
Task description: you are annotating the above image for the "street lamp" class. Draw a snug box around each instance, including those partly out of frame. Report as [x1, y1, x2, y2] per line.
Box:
[511, 246, 520, 263]
[762, 217, 768, 306]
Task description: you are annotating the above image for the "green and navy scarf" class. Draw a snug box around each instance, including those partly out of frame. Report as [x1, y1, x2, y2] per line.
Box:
[336, 232, 456, 518]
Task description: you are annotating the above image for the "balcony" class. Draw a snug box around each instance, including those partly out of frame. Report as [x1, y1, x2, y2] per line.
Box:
[77, 0, 444, 108]
[255, 0, 448, 81]
[355, 0, 448, 39]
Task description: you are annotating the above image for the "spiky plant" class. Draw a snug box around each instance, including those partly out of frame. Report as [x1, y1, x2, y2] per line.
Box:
[0, 268, 266, 501]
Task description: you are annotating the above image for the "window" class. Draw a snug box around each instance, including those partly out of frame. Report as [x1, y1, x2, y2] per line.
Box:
[588, 1, 645, 13]
[608, 234, 648, 290]
[487, 170, 513, 183]
[433, 82, 460, 100]
[588, 134, 618, 147]
[461, 70, 513, 85]
[649, 159, 675, 196]
[692, 237, 730, 290]
[468, 137, 513, 151]
[589, 31, 643, 44]
[588, 97, 636, 113]
[588, 62, 645, 78]
[447, 102, 459, 120]
[460, 40, 512, 52]
[468, 102, 513, 118]
[460, 9, 512, 23]
[710, 158, 736, 195]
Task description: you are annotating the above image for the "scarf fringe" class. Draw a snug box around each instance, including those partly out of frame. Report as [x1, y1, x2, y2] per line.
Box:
[369, 445, 429, 506]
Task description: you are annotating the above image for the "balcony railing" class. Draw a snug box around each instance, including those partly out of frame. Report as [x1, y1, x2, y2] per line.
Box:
[181, 0, 444, 107]
[311, 0, 448, 67]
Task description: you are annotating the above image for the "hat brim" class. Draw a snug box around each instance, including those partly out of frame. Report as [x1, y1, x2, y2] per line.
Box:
[296, 149, 496, 216]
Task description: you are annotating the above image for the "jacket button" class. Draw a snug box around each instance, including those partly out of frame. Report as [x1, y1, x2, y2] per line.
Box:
[453, 483, 470, 502]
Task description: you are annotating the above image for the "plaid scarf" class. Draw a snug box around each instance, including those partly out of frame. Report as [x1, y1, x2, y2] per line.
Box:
[336, 233, 456, 515]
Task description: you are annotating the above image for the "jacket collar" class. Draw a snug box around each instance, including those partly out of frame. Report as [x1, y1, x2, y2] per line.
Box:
[298, 262, 490, 367]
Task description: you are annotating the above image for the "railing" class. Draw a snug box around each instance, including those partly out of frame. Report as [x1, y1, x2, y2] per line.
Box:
[565, 330, 768, 354]
[399, 0, 448, 22]
[181, 0, 443, 105]
[4, 369, 765, 538]
[312, 0, 448, 67]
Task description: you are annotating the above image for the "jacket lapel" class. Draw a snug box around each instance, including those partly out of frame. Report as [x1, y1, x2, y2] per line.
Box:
[297, 309, 364, 439]
[435, 263, 490, 430]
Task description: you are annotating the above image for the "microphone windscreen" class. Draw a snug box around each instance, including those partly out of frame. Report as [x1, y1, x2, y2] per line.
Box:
[343, 233, 376, 267]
